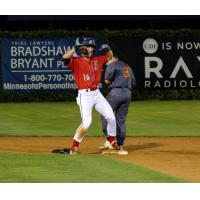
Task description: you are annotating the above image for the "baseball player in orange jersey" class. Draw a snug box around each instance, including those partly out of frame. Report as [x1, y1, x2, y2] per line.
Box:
[55, 38, 120, 155]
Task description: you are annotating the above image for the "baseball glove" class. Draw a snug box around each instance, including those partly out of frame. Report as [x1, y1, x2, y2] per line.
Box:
[52, 148, 71, 154]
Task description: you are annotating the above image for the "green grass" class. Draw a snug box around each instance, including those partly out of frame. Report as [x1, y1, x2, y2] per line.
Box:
[0, 101, 195, 183]
[0, 101, 200, 136]
[0, 152, 186, 183]
[128, 100, 200, 136]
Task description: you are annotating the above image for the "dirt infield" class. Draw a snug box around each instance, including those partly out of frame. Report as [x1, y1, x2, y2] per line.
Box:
[0, 136, 200, 182]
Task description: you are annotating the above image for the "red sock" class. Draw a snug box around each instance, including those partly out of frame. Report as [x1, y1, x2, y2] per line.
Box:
[108, 136, 116, 144]
[71, 140, 79, 150]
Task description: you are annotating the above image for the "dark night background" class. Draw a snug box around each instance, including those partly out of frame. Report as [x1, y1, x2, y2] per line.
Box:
[0, 15, 200, 30]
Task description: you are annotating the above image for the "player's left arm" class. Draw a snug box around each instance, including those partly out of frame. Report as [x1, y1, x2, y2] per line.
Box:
[104, 64, 115, 85]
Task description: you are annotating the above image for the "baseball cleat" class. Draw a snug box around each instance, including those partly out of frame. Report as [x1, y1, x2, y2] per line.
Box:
[99, 140, 110, 150]
[108, 140, 119, 150]
[69, 149, 79, 155]
[118, 146, 128, 155]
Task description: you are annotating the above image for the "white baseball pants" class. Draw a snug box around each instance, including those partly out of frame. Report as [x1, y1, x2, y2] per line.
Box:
[74, 89, 116, 143]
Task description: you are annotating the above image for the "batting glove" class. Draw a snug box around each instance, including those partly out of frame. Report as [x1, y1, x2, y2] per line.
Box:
[99, 44, 111, 52]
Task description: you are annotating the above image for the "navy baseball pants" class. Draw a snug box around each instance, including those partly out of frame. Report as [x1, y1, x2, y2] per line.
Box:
[101, 88, 131, 146]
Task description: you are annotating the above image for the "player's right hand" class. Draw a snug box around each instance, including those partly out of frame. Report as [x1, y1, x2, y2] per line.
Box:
[75, 44, 84, 52]
[75, 37, 84, 52]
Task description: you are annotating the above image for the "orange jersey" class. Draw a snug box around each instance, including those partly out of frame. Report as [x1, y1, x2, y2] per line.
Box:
[68, 55, 107, 89]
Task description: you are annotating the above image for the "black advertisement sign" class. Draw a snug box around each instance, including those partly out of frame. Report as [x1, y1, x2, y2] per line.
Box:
[110, 37, 200, 89]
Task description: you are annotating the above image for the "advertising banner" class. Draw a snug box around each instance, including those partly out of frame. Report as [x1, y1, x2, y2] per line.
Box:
[1, 38, 102, 92]
[109, 37, 200, 89]
[2, 37, 200, 92]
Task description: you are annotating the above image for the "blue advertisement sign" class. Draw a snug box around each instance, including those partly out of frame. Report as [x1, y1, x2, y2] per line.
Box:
[1, 38, 102, 92]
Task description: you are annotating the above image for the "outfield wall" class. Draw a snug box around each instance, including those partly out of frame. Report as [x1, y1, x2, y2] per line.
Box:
[1, 29, 200, 102]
